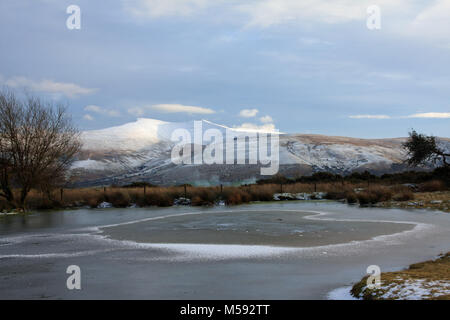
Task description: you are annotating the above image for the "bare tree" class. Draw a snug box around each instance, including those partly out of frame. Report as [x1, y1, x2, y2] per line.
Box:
[403, 130, 449, 167]
[0, 89, 82, 208]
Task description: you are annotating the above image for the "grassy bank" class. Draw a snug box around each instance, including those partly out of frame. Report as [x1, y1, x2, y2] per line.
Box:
[0, 180, 448, 212]
[351, 253, 450, 300]
[376, 191, 450, 213]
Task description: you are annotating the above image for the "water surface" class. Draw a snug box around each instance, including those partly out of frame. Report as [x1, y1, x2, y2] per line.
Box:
[1, 202, 449, 299]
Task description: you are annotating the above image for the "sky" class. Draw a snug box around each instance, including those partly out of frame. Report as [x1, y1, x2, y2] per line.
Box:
[0, 0, 449, 138]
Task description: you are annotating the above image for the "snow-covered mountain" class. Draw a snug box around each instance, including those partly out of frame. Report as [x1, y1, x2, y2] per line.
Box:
[69, 118, 450, 186]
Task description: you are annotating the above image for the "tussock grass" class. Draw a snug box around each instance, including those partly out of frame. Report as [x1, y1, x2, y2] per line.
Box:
[377, 191, 450, 212]
[356, 186, 392, 205]
[418, 180, 447, 192]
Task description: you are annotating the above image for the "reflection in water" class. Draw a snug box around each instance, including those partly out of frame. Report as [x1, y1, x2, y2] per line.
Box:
[1, 210, 66, 233]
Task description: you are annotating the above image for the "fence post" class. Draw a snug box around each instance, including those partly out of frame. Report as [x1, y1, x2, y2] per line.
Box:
[314, 183, 317, 192]
[144, 185, 146, 196]
[184, 184, 187, 198]
[220, 184, 223, 194]
[60, 188, 63, 201]
[104, 186, 106, 194]
[280, 183, 283, 193]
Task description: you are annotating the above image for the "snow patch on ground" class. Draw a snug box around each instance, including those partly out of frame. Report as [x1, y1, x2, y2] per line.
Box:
[97, 202, 113, 209]
[0, 211, 20, 216]
[327, 286, 358, 300]
[283, 141, 400, 167]
[379, 279, 450, 300]
[71, 159, 111, 170]
[273, 192, 326, 201]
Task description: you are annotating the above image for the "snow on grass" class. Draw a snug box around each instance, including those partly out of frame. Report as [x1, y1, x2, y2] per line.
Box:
[273, 192, 326, 201]
[379, 279, 450, 300]
[97, 202, 113, 208]
[354, 279, 450, 300]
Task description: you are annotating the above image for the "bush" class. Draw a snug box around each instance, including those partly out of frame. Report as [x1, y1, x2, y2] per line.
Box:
[249, 188, 273, 201]
[357, 186, 392, 205]
[105, 191, 131, 207]
[223, 189, 252, 205]
[191, 196, 208, 206]
[225, 192, 242, 205]
[392, 191, 414, 201]
[418, 180, 446, 192]
[324, 190, 347, 200]
[122, 182, 156, 188]
[357, 192, 375, 205]
[145, 193, 173, 207]
[190, 187, 218, 206]
[345, 192, 358, 204]
[87, 196, 104, 208]
[156, 195, 173, 207]
[371, 186, 393, 202]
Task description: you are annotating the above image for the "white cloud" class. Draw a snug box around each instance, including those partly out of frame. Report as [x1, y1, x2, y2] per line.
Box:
[84, 105, 102, 113]
[122, 1, 450, 41]
[260, 115, 273, 123]
[83, 114, 94, 121]
[237, 0, 410, 28]
[127, 103, 215, 116]
[152, 103, 215, 114]
[84, 105, 121, 117]
[1, 75, 97, 98]
[239, 108, 259, 118]
[350, 112, 450, 119]
[124, 0, 213, 18]
[125, 0, 370, 25]
[407, 0, 450, 40]
[369, 72, 412, 81]
[127, 107, 146, 116]
[299, 37, 332, 46]
[407, 112, 450, 119]
[349, 114, 391, 119]
[211, 34, 237, 44]
[233, 122, 277, 132]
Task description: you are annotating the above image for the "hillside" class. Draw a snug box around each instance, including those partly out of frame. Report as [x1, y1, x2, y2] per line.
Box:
[69, 118, 450, 187]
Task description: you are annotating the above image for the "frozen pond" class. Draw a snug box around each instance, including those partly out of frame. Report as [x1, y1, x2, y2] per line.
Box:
[0, 201, 449, 299]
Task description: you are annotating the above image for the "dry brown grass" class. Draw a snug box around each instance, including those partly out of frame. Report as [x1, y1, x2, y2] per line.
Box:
[392, 190, 415, 201]
[378, 191, 450, 212]
[0, 180, 447, 211]
[418, 180, 447, 192]
[356, 186, 393, 205]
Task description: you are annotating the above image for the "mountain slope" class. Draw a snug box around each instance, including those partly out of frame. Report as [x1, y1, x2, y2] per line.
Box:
[69, 118, 449, 186]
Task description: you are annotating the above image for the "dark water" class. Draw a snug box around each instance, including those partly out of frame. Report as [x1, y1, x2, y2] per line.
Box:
[0, 201, 449, 299]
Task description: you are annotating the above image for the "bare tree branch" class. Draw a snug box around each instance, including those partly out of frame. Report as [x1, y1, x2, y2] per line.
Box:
[0, 89, 82, 208]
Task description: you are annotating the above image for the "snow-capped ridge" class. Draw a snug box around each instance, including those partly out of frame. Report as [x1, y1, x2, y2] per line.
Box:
[72, 118, 450, 187]
[81, 118, 281, 151]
